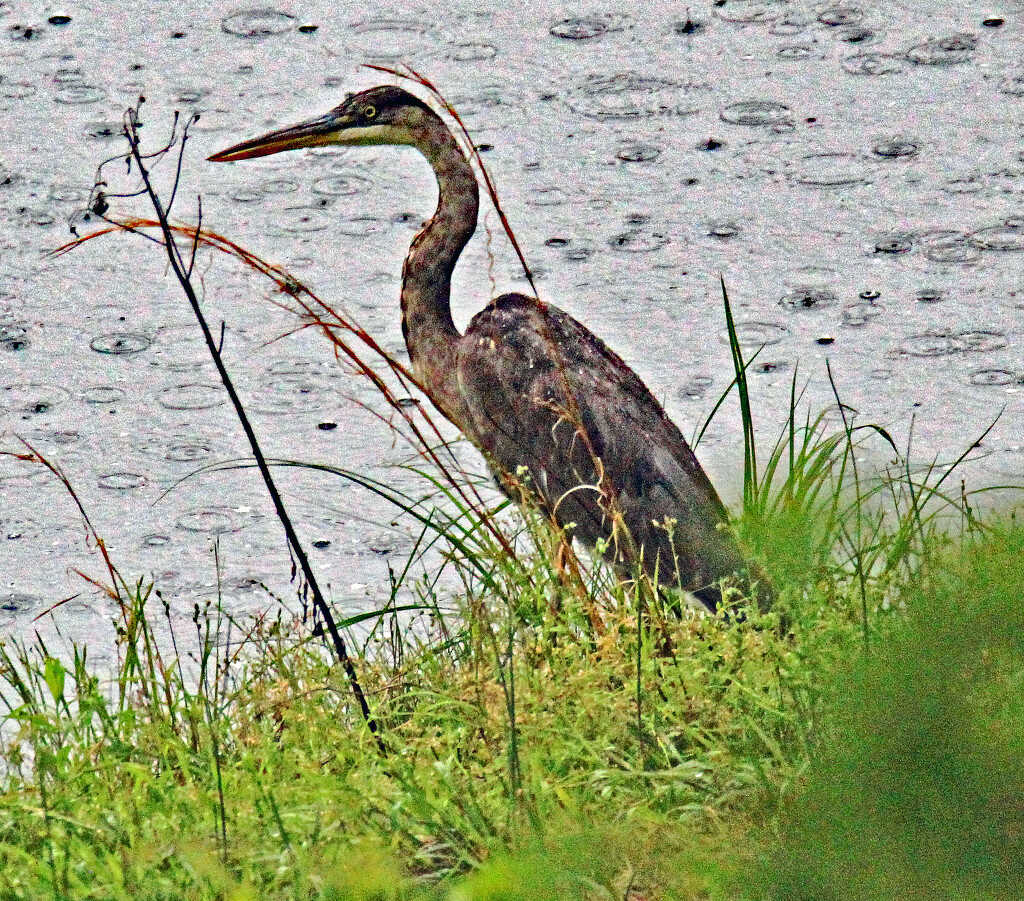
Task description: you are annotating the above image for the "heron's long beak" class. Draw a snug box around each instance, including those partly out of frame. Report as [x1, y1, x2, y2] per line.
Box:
[208, 111, 350, 162]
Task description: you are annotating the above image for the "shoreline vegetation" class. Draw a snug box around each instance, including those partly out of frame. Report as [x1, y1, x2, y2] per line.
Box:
[3, 84, 1021, 899]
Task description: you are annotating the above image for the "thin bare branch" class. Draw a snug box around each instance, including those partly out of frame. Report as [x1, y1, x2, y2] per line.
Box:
[59, 112, 386, 749]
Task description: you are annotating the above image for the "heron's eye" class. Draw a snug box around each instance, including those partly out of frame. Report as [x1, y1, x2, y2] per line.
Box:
[362, 104, 377, 120]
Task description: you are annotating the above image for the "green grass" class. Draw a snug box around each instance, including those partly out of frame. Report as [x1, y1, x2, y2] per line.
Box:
[4, 389, 1021, 899]
[767, 521, 1024, 901]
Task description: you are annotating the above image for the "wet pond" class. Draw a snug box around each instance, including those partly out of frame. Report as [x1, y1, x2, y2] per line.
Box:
[1, 1, 1022, 651]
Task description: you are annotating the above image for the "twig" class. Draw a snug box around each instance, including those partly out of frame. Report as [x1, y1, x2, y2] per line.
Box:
[80, 100, 385, 750]
[20, 440, 128, 616]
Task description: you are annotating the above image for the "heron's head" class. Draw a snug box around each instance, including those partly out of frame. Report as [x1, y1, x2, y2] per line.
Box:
[208, 85, 435, 162]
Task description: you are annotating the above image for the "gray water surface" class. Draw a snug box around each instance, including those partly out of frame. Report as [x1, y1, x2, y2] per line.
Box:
[1, 1, 1022, 648]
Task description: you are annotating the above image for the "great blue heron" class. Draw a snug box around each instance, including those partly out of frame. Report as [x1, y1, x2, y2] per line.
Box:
[209, 85, 771, 614]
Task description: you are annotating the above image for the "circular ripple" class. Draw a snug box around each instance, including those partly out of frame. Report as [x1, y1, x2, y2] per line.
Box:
[842, 52, 907, 75]
[56, 69, 89, 85]
[777, 44, 816, 59]
[176, 509, 237, 534]
[279, 206, 331, 234]
[792, 152, 868, 186]
[906, 33, 976, 65]
[818, 7, 863, 26]
[970, 221, 1024, 251]
[166, 439, 214, 462]
[222, 9, 296, 37]
[725, 321, 789, 348]
[90, 332, 152, 355]
[346, 19, 438, 60]
[250, 378, 330, 414]
[677, 375, 714, 400]
[158, 383, 226, 410]
[170, 85, 204, 105]
[526, 186, 568, 206]
[79, 385, 125, 404]
[567, 73, 697, 121]
[872, 137, 919, 158]
[49, 183, 92, 203]
[98, 472, 146, 490]
[0, 383, 69, 414]
[779, 286, 837, 309]
[707, 220, 741, 239]
[720, 100, 792, 127]
[448, 42, 497, 62]
[915, 287, 946, 303]
[919, 233, 981, 264]
[615, 142, 661, 162]
[550, 17, 606, 39]
[841, 302, 884, 326]
[899, 330, 1007, 357]
[955, 331, 1008, 352]
[22, 428, 81, 448]
[967, 369, 1018, 387]
[769, 13, 811, 35]
[133, 433, 213, 460]
[255, 178, 298, 196]
[608, 231, 669, 253]
[899, 334, 955, 356]
[53, 67, 93, 84]
[53, 83, 106, 105]
[231, 188, 263, 203]
[311, 173, 372, 196]
[337, 215, 385, 238]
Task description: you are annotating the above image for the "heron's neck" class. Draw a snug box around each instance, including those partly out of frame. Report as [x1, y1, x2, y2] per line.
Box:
[401, 119, 479, 424]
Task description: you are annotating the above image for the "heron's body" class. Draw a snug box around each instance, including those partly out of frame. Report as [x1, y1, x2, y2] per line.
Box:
[210, 85, 770, 613]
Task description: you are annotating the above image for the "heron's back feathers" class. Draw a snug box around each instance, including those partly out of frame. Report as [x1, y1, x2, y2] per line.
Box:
[457, 293, 769, 612]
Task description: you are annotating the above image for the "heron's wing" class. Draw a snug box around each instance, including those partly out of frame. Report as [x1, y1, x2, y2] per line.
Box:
[456, 293, 749, 598]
